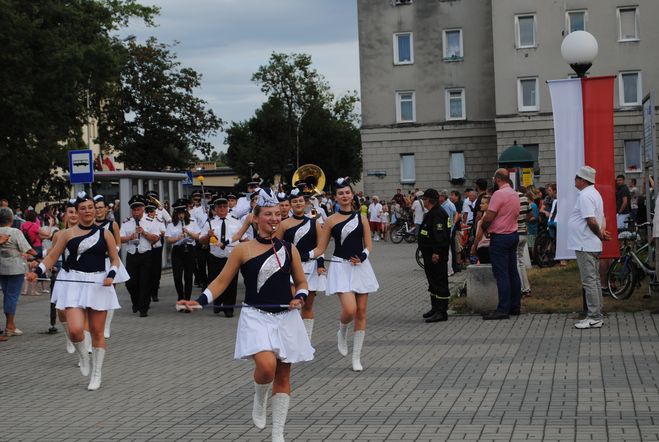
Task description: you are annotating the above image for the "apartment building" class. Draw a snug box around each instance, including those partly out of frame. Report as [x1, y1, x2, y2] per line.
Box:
[357, 0, 659, 196]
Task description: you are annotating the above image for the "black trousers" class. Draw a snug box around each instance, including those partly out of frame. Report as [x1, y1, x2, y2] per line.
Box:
[194, 243, 208, 287]
[207, 254, 239, 313]
[421, 248, 450, 312]
[172, 244, 195, 300]
[150, 246, 163, 300]
[126, 251, 153, 314]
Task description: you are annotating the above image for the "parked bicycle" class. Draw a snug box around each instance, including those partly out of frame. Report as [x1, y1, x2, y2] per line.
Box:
[607, 221, 655, 300]
[534, 225, 556, 268]
[390, 218, 417, 244]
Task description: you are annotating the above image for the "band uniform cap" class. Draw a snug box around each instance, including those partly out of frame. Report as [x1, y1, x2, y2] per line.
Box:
[247, 181, 260, 187]
[213, 197, 228, 206]
[576, 165, 596, 184]
[226, 193, 237, 200]
[191, 190, 202, 198]
[145, 190, 159, 198]
[172, 198, 188, 210]
[422, 188, 439, 200]
[129, 195, 146, 208]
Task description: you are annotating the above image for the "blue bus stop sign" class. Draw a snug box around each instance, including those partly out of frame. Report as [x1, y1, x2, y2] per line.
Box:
[68, 150, 94, 184]
[182, 170, 194, 186]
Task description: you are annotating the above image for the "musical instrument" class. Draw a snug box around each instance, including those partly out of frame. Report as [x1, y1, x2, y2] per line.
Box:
[292, 164, 325, 196]
[147, 195, 163, 210]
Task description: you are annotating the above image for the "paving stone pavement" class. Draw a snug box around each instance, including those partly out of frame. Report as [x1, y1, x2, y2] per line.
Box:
[3, 241, 659, 441]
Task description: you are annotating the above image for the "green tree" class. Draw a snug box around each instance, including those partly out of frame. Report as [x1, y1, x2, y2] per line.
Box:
[99, 38, 222, 171]
[227, 53, 362, 187]
[0, 0, 158, 207]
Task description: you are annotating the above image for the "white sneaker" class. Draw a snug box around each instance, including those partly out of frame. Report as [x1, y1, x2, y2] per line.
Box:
[575, 318, 603, 329]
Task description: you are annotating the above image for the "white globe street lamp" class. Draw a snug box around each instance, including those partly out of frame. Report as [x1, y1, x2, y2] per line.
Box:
[560, 30, 599, 78]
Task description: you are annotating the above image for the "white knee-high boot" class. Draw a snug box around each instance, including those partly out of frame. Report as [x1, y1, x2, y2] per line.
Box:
[303, 319, 314, 340]
[87, 347, 106, 390]
[104, 310, 114, 339]
[72, 341, 91, 376]
[252, 381, 272, 429]
[84, 330, 92, 354]
[271, 393, 290, 442]
[352, 330, 365, 372]
[61, 322, 75, 354]
[337, 321, 350, 356]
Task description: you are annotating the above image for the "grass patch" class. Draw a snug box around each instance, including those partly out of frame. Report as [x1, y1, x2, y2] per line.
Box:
[451, 261, 659, 314]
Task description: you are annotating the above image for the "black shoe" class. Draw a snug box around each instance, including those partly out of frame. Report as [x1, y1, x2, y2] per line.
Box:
[224, 311, 234, 318]
[132, 305, 138, 313]
[509, 309, 520, 316]
[213, 308, 221, 314]
[152, 297, 159, 302]
[425, 311, 448, 323]
[47, 326, 58, 334]
[139, 311, 148, 317]
[482, 311, 509, 320]
[422, 309, 436, 319]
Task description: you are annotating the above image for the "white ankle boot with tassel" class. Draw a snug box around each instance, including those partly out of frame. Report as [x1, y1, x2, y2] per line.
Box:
[252, 381, 272, 429]
[352, 330, 365, 372]
[87, 347, 106, 390]
[72, 340, 91, 376]
[337, 322, 349, 356]
[271, 393, 290, 442]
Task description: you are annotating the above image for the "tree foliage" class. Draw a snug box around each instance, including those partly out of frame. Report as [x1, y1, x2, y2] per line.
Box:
[0, 0, 158, 207]
[227, 53, 362, 188]
[99, 38, 222, 171]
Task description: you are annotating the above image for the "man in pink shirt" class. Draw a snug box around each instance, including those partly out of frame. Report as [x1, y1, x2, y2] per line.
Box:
[480, 169, 521, 320]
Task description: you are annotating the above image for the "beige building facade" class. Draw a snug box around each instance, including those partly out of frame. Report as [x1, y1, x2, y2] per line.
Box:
[358, 0, 659, 196]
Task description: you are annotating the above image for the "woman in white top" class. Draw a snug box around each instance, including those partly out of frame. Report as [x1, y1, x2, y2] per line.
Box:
[165, 199, 201, 303]
[380, 203, 390, 242]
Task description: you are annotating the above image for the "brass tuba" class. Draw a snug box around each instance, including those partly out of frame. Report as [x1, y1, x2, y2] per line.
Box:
[147, 195, 163, 210]
[292, 164, 325, 196]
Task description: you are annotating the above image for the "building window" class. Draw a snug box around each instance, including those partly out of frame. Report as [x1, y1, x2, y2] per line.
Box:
[445, 88, 466, 120]
[393, 32, 413, 65]
[618, 7, 639, 41]
[515, 14, 536, 48]
[400, 154, 416, 183]
[517, 78, 539, 112]
[396, 91, 416, 123]
[624, 140, 642, 172]
[449, 152, 465, 181]
[567, 10, 587, 33]
[619, 71, 642, 106]
[443, 29, 463, 60]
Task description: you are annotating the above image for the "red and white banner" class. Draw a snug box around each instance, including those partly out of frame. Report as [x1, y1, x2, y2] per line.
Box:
[548, 76, 619, 260]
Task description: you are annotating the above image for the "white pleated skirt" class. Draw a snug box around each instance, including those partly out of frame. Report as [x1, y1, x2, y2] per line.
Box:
[51, 269, 121, 311]
[234, 307, 315, 363]
[326, 257, 379, 295]
[104, 257, 130, 284]
[303, 260, 327, 292]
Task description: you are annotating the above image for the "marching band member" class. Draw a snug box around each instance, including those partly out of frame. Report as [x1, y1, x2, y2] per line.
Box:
[202, 196, 242, 317]
[94, 195, 129, 338]
[189, 190, 209, 288]
[27, 192, 124, 390]
[227, 193, 238, 217]
[308, 177, 379, 372]
[277, 192, 291, 221]
[276, 187, 326, 340]
[165, 199, 201, 303]
[178, 188, 313, 442]
[145, 202, 166, 302]
[232, 181, 260, 220]
[120, 195, 160, 317]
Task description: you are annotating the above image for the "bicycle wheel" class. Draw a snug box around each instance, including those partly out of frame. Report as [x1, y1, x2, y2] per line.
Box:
[415, 247, 424, 269]
[535, 232, 556, 268]
[390, 226, 404, 244]
[607, 257, 637, 300]
[404, 231, 417, 243]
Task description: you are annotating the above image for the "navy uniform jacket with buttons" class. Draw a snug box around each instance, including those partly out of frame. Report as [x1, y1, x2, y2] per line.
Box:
[418, 204, 451, 254]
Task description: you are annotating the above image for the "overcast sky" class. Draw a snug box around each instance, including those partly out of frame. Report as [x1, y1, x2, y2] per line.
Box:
[127, 0, 360, 151]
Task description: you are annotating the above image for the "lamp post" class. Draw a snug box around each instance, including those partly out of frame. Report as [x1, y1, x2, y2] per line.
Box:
[560, 30, 598, 78]
[295, 110, 307, 170]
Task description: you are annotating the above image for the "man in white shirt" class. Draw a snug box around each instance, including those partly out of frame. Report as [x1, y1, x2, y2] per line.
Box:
[232, 181, 259, 220]
[412, 191, 425, 234]
[145, 190, 172, 225]
[145, 203, 166, 303]
[368, 196, 383, 240]
[120, 195, 162, 317]
[189, 190, 211, 288]
[461, 189, 476, 226]
[568, 166, 611, 329]
[201, 197, 243, 316]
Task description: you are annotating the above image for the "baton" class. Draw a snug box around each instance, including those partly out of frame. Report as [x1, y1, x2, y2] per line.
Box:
[176, 303, 294, 312]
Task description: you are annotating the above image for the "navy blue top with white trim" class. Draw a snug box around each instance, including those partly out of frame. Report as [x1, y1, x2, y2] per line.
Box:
[283, 216, 317, 254]
[330, 212, 364, 260]
[62, 227, 108, 273]
[240, 239, 293, 313]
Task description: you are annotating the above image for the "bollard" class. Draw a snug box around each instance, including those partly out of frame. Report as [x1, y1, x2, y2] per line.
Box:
[465, 264, 499, 313]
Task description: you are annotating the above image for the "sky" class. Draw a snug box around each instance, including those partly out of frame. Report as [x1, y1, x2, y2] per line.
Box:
[126, 0, 361, 152]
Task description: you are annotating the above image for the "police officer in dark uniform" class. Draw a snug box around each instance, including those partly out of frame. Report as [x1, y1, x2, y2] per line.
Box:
[417, 188, 452, 323]
[120, 195, 161, 317]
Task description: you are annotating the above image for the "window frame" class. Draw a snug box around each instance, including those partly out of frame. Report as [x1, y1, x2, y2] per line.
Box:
[445, 88, 466, 121]
[442, 28, 464, 61]
[396, 91, 416, 123]
[617, 6, 639, 42]
[400, 154, 416, 184]
[566, 9, 587, 33]
[393, 32, 414, 65]
[618, 71, 642, 107]
[623, 139, 642, 173]
[517, 77, 539, 112]
[515, 14, 537, 49]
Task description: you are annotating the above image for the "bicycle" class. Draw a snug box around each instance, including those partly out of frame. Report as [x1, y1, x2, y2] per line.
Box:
[534, 225, 556, 268]
[416, 246, 423, 269]
[607, 221, 655, 300]
[389, 218, 417, 244]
